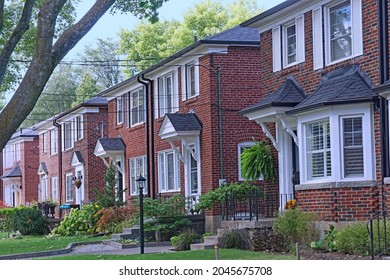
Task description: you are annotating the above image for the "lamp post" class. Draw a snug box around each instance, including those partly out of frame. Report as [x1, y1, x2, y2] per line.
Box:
[136, 174, 146, 254]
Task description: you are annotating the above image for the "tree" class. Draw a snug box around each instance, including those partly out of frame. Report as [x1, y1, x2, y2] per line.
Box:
[0, 0, 169, 150]
[119, 0, 262, 71]
[71, 72, 101, 107]
[79, 38, 124, 89]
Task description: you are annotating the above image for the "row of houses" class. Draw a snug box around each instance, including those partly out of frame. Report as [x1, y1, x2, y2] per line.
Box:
[2, 0, 390, 231]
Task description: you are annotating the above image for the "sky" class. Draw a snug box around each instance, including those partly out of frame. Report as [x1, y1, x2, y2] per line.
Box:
[66, 0, 285, 59]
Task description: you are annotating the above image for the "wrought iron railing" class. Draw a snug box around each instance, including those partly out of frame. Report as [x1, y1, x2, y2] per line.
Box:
[367, 211, 389, 260]
[221, 191, 294, 221]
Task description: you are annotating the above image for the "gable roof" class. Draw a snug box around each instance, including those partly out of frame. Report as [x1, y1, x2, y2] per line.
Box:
[165, 113, 203, 131]
[1, 165, 22, 178]
[288, 64, 377, 115]
[239, 76, 306, 115]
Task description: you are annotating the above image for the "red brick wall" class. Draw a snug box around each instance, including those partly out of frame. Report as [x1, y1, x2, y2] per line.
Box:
[20, 138, 40, 204]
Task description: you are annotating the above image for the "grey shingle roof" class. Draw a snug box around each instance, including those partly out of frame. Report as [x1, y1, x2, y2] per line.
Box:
[203, 25, 259, 43]
[288, 64, 377, 114]
[97, 138, 125, 151]
[239, 76, 306, 115]
[81, 96, 108, 106]
[165, 113, 202, 131]
[73, 151, 84, 164]
[1, 165, 22, 178]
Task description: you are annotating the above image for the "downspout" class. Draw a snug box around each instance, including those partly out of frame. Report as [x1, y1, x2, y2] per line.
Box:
[217, 66, 224, 180]
[53, 118, 62, 218]
[137, 75, 151, 198]
[378, 0, 389, 214]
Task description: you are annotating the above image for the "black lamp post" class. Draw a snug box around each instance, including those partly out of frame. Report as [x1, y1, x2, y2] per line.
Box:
[136, 174, 146, 254]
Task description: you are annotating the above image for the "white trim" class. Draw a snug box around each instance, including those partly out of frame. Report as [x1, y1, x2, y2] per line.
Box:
[158, 149, 181, 193]
[129, 87, 146, 127]
[272, 26, 282, 72]
[183, 141, 201, 197]
[65, 173, 74, 202]
[129, 156, 148, 196]
[258, 122, 279, 152]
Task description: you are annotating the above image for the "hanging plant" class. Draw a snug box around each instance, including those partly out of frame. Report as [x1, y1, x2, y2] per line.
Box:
[240, 140, 275, 181]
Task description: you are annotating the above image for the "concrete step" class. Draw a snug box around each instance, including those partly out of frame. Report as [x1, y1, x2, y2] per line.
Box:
[203, 236, 217, 244]
[111, 233, 134, 240]
[122, 227, 140, 234]
[190, 243, 215, 250]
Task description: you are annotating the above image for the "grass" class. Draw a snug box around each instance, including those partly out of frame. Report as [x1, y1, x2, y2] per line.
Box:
[42, 249, 296, 260]
[0, 232, 110, 256]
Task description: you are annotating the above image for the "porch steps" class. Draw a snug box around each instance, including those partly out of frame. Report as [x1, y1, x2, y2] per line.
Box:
[190, 236, 218, 250]
[111, 227, 140, 240]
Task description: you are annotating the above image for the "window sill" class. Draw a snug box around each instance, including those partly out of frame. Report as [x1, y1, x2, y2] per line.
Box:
[295, 180, 378, 191]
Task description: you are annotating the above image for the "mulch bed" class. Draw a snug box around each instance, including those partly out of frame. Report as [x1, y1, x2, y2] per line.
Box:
[298, 248, 382, 260]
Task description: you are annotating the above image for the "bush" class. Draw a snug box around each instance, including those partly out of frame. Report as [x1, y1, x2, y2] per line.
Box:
[334, 223, 370, 255]
[52, 203, 102, 236]
[272, 208, 319, 246]
[0, 208, 16, 232]
[12, 207, 48, 235]
[171, 230, 197, 251]
[251, 228, 290, 252]
[96, 206, 134, 234]
[218, 230, 251, 250]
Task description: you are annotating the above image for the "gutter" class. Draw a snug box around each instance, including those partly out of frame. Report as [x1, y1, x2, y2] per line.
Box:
[137, 74, 156, 199]
[53, 118, 63, 218]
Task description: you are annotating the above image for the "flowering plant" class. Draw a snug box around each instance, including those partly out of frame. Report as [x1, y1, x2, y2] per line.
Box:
[284, 199, 297, 210]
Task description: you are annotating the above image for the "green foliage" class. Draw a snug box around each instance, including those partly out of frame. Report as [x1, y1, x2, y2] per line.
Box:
[333, 223, 370, 255]
[95, 206, 134, 234]
[94, 163, 126, 209]
[218, 229, 250, 250]
[133, 194, 191, 239]
[272, 208, 319, 246]
[119, 0, 262, 72]
[240, 140, 275, 181]
[171, 230, 197, 251]
[251, 228, 290, 252]
[51, 203, 102, 236]
[0, 208, 16, 232]
[324, 224, 338, 252]
[195, 182, 261, 212]
[12, 207, 48, 235]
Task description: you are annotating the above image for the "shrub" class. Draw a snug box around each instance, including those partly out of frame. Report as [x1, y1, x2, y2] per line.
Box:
[0, 208, 16, 232]
[12, 207, 48, 235]
[96, 206, 134, 234]
[251, 228, 290, 252]
[0, 200, 9, 209]
[218, 229, 251, 250]
[272, 208, 319, 246]
[334, 223, 370, 255]
[52, 203, 102, 236]
[171, 230, 197, 251]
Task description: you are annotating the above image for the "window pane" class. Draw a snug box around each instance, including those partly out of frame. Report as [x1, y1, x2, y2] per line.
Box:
[190, 154, 198, 194]
[330, 1, 352, 61]
[343, 117, 363, 177]
[286, 24, 297, 64]
[167, 153, 174, 190]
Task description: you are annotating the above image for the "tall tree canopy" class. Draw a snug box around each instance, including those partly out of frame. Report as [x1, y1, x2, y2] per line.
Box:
[0, 0, 168, 150]
[119, 0, 262, 73]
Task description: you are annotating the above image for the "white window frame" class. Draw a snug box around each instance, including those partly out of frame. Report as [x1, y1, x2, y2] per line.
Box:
[273, 15, 305, 71]
[65, 173, 74, 202]
[129, 156, 147, 195]
[50, 128, 58, 155]
[182, 60, 200, 101]
[3, 144, 13, 168]
[238, 141, 264, 181]
[158, 149, 180, 193]
[158, 72, 178, 117]
[41, 175, 48, 201]
[42, 132, 47, 153]
[130, 87, 146, 127]
[14, 143, 20, 162]
[298, 104, 374, 184]
[324, 0, 363, 66]
[116, 95, 125, 124]
[63, 121, 73, 150]
[51, 176, 58, 202]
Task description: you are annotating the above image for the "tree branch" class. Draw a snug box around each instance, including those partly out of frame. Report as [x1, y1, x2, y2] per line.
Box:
[0, 0, 36, 86]
[0, 0, 5, 32]
[52, 0, 116, 64]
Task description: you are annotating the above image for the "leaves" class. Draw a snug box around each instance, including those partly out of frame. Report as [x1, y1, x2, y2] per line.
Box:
[240, 141, 275, 181]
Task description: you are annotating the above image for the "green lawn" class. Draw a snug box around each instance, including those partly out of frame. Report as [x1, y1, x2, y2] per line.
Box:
[0, 233, 110, 256]
[42, 249, 296, 260]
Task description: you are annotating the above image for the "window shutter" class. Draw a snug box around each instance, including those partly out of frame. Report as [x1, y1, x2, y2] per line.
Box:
[312, 7, 323, 70]
[154, 79, 159, 119]
[173, 70, 179, 113]
[296, 15, 305, 64]
[158, 77, 164, 117]
[194, 58, 200, 97]
[351, 0, 363, 56]
[272, 26, 282, 72]
[181, 66, 187, 101]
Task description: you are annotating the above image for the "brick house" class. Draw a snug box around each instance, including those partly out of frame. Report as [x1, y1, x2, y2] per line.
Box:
[240, 0, 390, 223]
[1, 127, 40, 207]
[36, 97, 108, 215]
[94, 25, 270, 231]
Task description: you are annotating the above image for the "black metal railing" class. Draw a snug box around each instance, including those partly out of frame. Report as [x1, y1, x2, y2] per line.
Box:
[222, 192, 294, 221]
[367, 211, 389, 260]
